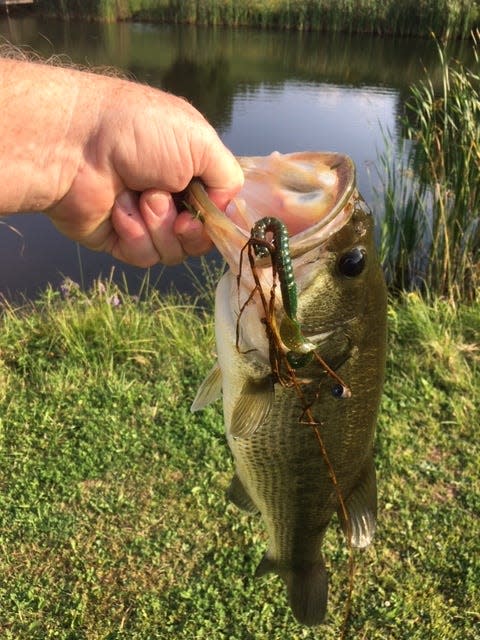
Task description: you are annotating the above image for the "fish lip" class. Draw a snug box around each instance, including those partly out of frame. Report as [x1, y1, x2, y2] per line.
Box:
[299, 329, 335, 345]
[301, 319, 355, 342]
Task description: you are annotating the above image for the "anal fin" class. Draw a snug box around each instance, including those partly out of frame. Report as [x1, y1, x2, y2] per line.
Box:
[338, 454, 377, 548]
[255, 551, 276, 578]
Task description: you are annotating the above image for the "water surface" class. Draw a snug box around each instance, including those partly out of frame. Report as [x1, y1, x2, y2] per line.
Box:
[0, 16, 470, 299]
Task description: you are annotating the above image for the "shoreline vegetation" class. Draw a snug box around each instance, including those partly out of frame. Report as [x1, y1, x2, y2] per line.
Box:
[378, 35, 479, 302]
[38, 1, 480, 39]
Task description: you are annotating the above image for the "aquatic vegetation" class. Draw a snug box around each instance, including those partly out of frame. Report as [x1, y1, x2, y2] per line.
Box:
[41, 0, 479, 38]
[377, 35, 480, 301]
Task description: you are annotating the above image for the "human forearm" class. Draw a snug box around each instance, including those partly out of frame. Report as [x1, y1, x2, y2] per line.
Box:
[0, 58, 96, 214]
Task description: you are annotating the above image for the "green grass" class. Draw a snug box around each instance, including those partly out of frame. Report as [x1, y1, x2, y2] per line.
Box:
[41, 0, 479, 38]
[0, 278, 478, 638]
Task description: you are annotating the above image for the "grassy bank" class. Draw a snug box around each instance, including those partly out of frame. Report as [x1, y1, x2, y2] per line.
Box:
[40, 0, 480, 38]
[0, 279, 478, 638]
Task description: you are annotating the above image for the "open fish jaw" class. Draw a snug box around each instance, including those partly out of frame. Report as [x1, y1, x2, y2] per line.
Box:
[189, 151, 356, 277]
[187, 151, 358, 362]
[232, 151, 356, 238]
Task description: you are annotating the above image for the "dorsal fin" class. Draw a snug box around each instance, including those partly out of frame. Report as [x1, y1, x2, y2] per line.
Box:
[230, 377, 274, 439]
[190, 362, 222, 412]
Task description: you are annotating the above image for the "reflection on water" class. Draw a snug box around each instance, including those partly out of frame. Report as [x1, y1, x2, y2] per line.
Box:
[223, 82, 398, 197]
[162, 55, 235, 130]
[0, 16, 473, 300]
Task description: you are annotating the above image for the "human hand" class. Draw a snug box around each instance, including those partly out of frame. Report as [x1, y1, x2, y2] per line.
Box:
[49, 73, 244, 266]
[0, 59, 243, 266]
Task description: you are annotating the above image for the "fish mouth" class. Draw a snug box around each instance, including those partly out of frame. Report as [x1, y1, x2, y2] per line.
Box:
[187, 151, 356, 274]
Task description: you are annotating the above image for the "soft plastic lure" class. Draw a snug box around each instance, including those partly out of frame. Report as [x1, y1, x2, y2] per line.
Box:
[250, 217, 315, 368]
[251, 217, 297, 318]
[250, 217, 351, 398]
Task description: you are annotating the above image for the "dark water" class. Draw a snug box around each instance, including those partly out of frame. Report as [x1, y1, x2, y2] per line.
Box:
[0, 16, 472, 300]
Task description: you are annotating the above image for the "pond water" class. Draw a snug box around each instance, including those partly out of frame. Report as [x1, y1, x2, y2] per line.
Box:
[0, 16, 472, 300]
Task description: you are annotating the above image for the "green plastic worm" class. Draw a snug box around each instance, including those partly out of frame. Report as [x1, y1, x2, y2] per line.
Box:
[251, 217, 315, 368]
[251, 217, 297, 319]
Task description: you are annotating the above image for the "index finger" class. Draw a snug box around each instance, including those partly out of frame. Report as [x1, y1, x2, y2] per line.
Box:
[191, 131, 244, 211]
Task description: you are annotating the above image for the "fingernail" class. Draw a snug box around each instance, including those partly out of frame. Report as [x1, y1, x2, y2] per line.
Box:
[143, 191, 172, 218]
[116, 190, 139, 216]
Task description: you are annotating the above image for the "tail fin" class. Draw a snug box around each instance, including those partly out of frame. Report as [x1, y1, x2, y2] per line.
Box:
[286, 559, 329, 626]
[256, 552, 328, 626]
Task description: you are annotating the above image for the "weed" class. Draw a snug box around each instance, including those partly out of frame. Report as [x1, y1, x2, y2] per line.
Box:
[42, 0, 479, 38]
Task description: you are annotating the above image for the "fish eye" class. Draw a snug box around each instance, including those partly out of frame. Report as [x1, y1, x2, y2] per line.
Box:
[331, 384, 352, 399]
[331, 384, 345, 398]
[337, 247, 366, 278]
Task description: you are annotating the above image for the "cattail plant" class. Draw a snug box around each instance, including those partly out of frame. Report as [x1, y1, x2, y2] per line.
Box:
[378, 34, 479, 301]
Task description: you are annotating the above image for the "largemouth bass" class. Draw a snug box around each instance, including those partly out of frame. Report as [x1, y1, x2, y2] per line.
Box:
[189, 151, 387, 626]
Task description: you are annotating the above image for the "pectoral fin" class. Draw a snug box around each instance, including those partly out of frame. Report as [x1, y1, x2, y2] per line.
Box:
[338, 455, 377, 548]
[190, 362, 222, 412]
[230, 376, 274, 439]
[227, 473, 259, 514]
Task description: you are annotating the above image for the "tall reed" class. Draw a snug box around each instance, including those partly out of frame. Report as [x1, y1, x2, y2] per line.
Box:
[378, 35, 479, 301]
[41, 0, 479, 38]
